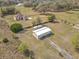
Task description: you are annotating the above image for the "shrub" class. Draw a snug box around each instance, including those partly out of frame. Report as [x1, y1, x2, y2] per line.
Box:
[18, 43, 27, 53]
[48, 14, 56, 22]
[36, 17, 42, 25]
[32, 17, 42, 27]
[18, 43, 34, 58]
[10, 23, 23, 33]
[32, 21, 36, 27]
[6, 7, 16, 14]
[3, 38, 9, 43]
[1, 7, 16, 16]
[24, 49, 30, 57]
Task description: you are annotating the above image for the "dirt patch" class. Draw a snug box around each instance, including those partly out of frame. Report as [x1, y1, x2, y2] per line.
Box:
[0, 18, 27, 59]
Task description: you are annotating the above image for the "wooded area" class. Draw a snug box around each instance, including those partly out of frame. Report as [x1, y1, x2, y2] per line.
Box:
[0, 0, 79, 12]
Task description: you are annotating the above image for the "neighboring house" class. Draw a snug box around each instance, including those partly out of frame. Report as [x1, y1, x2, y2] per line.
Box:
[16, 3, 23, 7]
[33, 26, 52, 39]
[14, 13, 28, 21]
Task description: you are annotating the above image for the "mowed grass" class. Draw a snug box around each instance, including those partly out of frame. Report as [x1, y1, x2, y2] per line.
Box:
[53, 11, 79, 24]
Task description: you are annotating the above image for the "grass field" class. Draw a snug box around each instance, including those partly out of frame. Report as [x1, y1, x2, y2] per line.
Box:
[1, 6, 79, 59]
[53, 11, 79, 23]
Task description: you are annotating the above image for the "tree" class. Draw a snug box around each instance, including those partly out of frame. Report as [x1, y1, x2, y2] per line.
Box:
[3, 38, 9, 43]
[18, 43, 27, 53]
[64, 20, 67, 24]
[31, 0, 79, 12]
[18, 43, 30, 57]
[6, 7, 16, 14]
[32, 17, 42, 27]
[10, 23, 23, 33]
[1, 7, 16, 16]
[36, 17, 42, 25]
[48, 14, 56, 22]
[32, 21, 37, 27]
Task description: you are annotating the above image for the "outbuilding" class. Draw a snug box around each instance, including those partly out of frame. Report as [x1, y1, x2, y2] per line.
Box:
[33, 26, 52, 39]
[14, 13, 31, 21]
[16, 3, 23, 7]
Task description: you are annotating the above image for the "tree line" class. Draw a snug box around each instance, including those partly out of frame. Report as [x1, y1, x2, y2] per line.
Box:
[0, 0, 79, 12]
[23, 0, 79, 12]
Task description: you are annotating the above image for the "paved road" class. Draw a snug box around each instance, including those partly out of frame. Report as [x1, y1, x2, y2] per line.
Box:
[47, 39, 73, 59]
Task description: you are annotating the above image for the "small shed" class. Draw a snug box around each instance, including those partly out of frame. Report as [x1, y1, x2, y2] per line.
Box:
[16, 3, 23, 7]
[33, 26, 52, 39]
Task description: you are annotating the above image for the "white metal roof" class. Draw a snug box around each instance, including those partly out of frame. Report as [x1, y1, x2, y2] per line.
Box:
[33, 27, 52, 36]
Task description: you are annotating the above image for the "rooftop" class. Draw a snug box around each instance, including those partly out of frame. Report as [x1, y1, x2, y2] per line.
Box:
[33, 27, 52, 36]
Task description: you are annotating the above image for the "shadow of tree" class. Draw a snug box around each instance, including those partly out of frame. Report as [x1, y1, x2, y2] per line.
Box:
[24, 49, 30, 57]
[20, 20, 59, 34]
[30, 51, 35, 59]
[75, 48, 79, 53]
[51, 20, 59, 23]
[59, 52, 64, 57]
[24, 26, 33, 29]
[18, 29, 28, 33]
[24, 49, 35, 59]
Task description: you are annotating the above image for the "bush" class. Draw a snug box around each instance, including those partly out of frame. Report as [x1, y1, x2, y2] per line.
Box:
[3, 38, 9, 43]
[36, 17, 42, 25]
[48, 14, 56, 22]
[1, 7, 16, 16]
[32, 21, 36, 27]
[18, 43, 34, 58]
[18, 43, 27, 53]
[32, 17, 42, 27]
[10, 23, 23, 33]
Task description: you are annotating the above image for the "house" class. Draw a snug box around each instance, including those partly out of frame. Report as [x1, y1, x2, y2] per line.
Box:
[14, 13, 28, 21]
[33, 26, 52, 39]
[16, 3, 23, 7]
